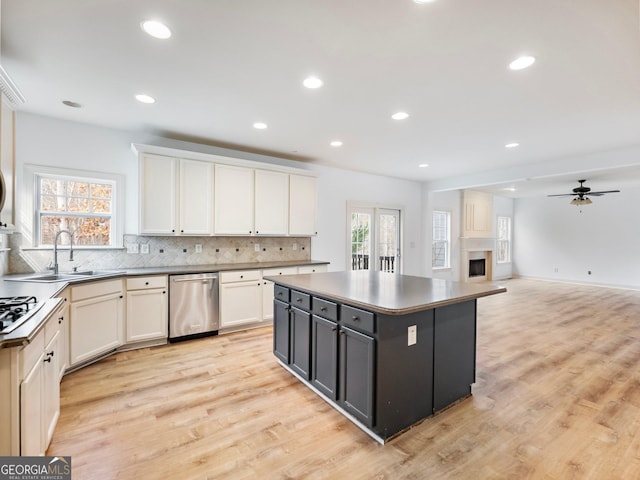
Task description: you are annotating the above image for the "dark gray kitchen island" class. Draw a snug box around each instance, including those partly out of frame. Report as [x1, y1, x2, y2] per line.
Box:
[266, 270, 506, 443]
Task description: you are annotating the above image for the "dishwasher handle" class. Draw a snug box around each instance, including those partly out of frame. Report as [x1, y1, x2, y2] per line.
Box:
[172, 276, 218, 283]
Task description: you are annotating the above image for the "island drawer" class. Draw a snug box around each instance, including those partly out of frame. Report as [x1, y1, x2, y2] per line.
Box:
[290, 290, 311, 311]
[274, 285, 290, 302]
[312, 297, 338, 321]
[341, 305, 375, 334]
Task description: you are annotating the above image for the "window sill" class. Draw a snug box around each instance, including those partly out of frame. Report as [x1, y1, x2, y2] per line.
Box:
[432, 267, 452, 271]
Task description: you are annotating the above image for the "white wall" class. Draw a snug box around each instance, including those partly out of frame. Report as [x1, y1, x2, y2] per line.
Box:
[14, 113, 424, 275]
[513, 188, 640, 289]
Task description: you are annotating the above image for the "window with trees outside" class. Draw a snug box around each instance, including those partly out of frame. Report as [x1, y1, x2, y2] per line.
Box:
[36, 173, 116, 247]
[432, 210, 450, 269]
[497, 216, 512, 263]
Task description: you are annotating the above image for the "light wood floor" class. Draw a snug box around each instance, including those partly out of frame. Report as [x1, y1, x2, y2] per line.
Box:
[48, 278, 640, 479]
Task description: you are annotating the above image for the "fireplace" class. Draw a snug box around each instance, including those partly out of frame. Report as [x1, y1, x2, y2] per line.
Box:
[469, 259, 486, 278]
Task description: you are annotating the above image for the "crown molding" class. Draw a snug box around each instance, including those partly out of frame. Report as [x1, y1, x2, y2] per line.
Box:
[0, 64, 25, 106]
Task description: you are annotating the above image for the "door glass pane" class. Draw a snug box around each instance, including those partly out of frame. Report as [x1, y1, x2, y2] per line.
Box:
[378, 211, 399, 273]
[350, 212, 371, 270]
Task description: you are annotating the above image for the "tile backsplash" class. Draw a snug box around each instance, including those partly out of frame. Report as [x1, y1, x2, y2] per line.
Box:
[6, 233, 312, 274]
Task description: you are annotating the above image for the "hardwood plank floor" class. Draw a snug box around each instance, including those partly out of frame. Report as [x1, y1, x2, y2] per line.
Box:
[48, 278, 640, 479]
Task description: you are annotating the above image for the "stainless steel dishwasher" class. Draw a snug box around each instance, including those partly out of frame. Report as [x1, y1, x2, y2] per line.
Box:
[169, 273, 219, 342]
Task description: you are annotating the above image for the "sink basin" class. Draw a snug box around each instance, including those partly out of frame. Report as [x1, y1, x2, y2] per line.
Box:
[4, 270, 124, 283]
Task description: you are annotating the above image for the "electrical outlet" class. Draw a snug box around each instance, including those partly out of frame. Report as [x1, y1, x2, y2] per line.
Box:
[292, 243, 297, 251]
[195, 244, 202, 253]
[408, 325, 417, 346]
[126, 243, 139, 254]
[254, 244, 260, 252]
[140, 244, 149, 254]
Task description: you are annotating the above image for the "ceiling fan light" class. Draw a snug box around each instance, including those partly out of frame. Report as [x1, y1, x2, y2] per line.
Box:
[570, 197, 592, 206]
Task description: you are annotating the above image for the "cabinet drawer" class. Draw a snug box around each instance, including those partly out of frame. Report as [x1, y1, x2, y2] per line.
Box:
[126, 276, 168, 290]
[312, 297, 338, 321]
[44, 303, 64, 345]
[71, 279, 123, 302]
[263, 267, 298, 277]
[298, 265, 328, 274]
[290, 290, 311, 311]
[341, 305, 375, 334]
[21, 328, 45, 378]
[220, 270, 261, 283]
[274, 285, 290, 302]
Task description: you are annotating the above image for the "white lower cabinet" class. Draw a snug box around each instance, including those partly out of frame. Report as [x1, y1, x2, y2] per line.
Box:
[126, 276, 168, 343]
[261, 267, 299, 321]
[219, 270, 262, 329]
[19, 301, 65, 456]
[70, 279, 124, 366]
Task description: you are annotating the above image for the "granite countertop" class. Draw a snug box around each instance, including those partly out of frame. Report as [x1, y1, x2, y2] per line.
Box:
[265, 270, 507, 315]
[0, 259, 329, 349]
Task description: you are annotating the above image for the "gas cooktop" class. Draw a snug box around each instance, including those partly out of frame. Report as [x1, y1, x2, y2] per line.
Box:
[0, 296, 44, 334]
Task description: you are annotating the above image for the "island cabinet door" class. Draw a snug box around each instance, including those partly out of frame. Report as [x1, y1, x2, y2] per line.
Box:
[310, 315, 338, 400]
[339, 326, 375, 428]
[290, 307, 311, 380]
[273, 299, 291, 364]
[433, 300, 477, 412]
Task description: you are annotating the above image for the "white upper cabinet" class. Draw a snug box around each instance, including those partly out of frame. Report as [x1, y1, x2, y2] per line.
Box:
[139, 154, 213, 235]
[139, 153, 176, 234]
[254, 170, 289, 235]
[179, 159, 213, 234]
[214, 164, 255, 235]
[289, 174, 318, 236]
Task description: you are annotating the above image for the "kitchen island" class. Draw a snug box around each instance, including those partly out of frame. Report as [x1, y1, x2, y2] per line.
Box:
[266, 270, 506, 443]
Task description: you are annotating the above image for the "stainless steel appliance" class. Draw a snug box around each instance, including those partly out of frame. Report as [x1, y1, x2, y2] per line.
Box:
[0, 296, 44, 333]
[169, 273, 219, 342]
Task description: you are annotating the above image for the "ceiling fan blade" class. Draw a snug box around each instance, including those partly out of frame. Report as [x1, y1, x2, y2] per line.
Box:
[547, 193, 575, 197]
[588, 190, 621, 195]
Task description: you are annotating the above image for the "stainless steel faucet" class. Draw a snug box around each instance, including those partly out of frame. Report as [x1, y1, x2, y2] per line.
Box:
[50, 229, 74, 274]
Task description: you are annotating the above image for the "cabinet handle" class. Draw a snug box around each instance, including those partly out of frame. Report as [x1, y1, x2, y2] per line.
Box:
[320, 307, 327, 312]
[43, 357, 52, 363]
[145, 281, 149, 285]
[277, 292, 283, 296]
[162, 291, 166, 294]
[119, 295, 123, 299]
[181, 230, 184, 233]
[339, 330, 345, 335]
[172, 229, 175, 233]
[58, 316, 64, 324]
[296, 298, 302, 302]
[256, 230, 259, 234]
[352, 316, 360, 322]
[240, 275, 244, 279]
[331, 326, 337, 332]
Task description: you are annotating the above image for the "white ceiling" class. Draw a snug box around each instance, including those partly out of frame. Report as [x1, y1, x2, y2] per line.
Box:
[2, 0, 640, 196]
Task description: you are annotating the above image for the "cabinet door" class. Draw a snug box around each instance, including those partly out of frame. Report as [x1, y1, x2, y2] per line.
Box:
[433, 301, 477, 412]
[339, 326, 375, 428]
[254, 170, 289, 235]
[290, 307, 311, 380]
[42, 330, 60, 448]
[311, 315, 338, 400]
[289, 175, 317, 236]
[262, 280, 275, 321]
[20, 354, 44, 456]
[214, 164, 254, 235]
[179, 159, 213, 234]
[273, 299, 290, 364]
[126, 288, 168, 342]
[139, 153, 177, 234]
[219, 281, 262, 328]
[70, 293, 124, 365]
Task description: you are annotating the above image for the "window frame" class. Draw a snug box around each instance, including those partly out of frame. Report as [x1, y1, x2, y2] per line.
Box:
[496, 215, 512, 264]
[432, 210, 451, 270]
[22, 164, 124, 248]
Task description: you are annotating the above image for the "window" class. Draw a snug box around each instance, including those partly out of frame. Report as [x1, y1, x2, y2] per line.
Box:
[24, 165, 123, 248]
[432, 211, 450, 269]
[348, 204, 401, 273]
[497, 216, 512, 263]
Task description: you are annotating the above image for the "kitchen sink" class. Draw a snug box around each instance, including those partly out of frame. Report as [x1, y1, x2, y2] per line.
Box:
[4, 270, 124, 283]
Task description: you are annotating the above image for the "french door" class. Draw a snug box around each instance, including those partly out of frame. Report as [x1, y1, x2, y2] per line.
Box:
[348, 205, 401, 273]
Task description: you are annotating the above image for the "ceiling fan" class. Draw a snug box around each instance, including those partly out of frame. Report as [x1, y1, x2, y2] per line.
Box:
[548, 179, 620, 208]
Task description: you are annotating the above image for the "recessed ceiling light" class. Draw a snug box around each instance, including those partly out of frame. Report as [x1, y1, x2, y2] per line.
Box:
[62, 100, 82, 108]
[419, 164, 429, 168]
[330, 140, 343, 147]
[135, 94, 156, 104]
[503, 187, 517, 192]
[303, 76, 323, 89]
[413, 0, 436, 3]
[391, 111, 409, 120]
[509, 56, 536, 70]
[141, 20, 172, 39]
[253, 122, 268, 129]
[505, 142, 520, 148]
